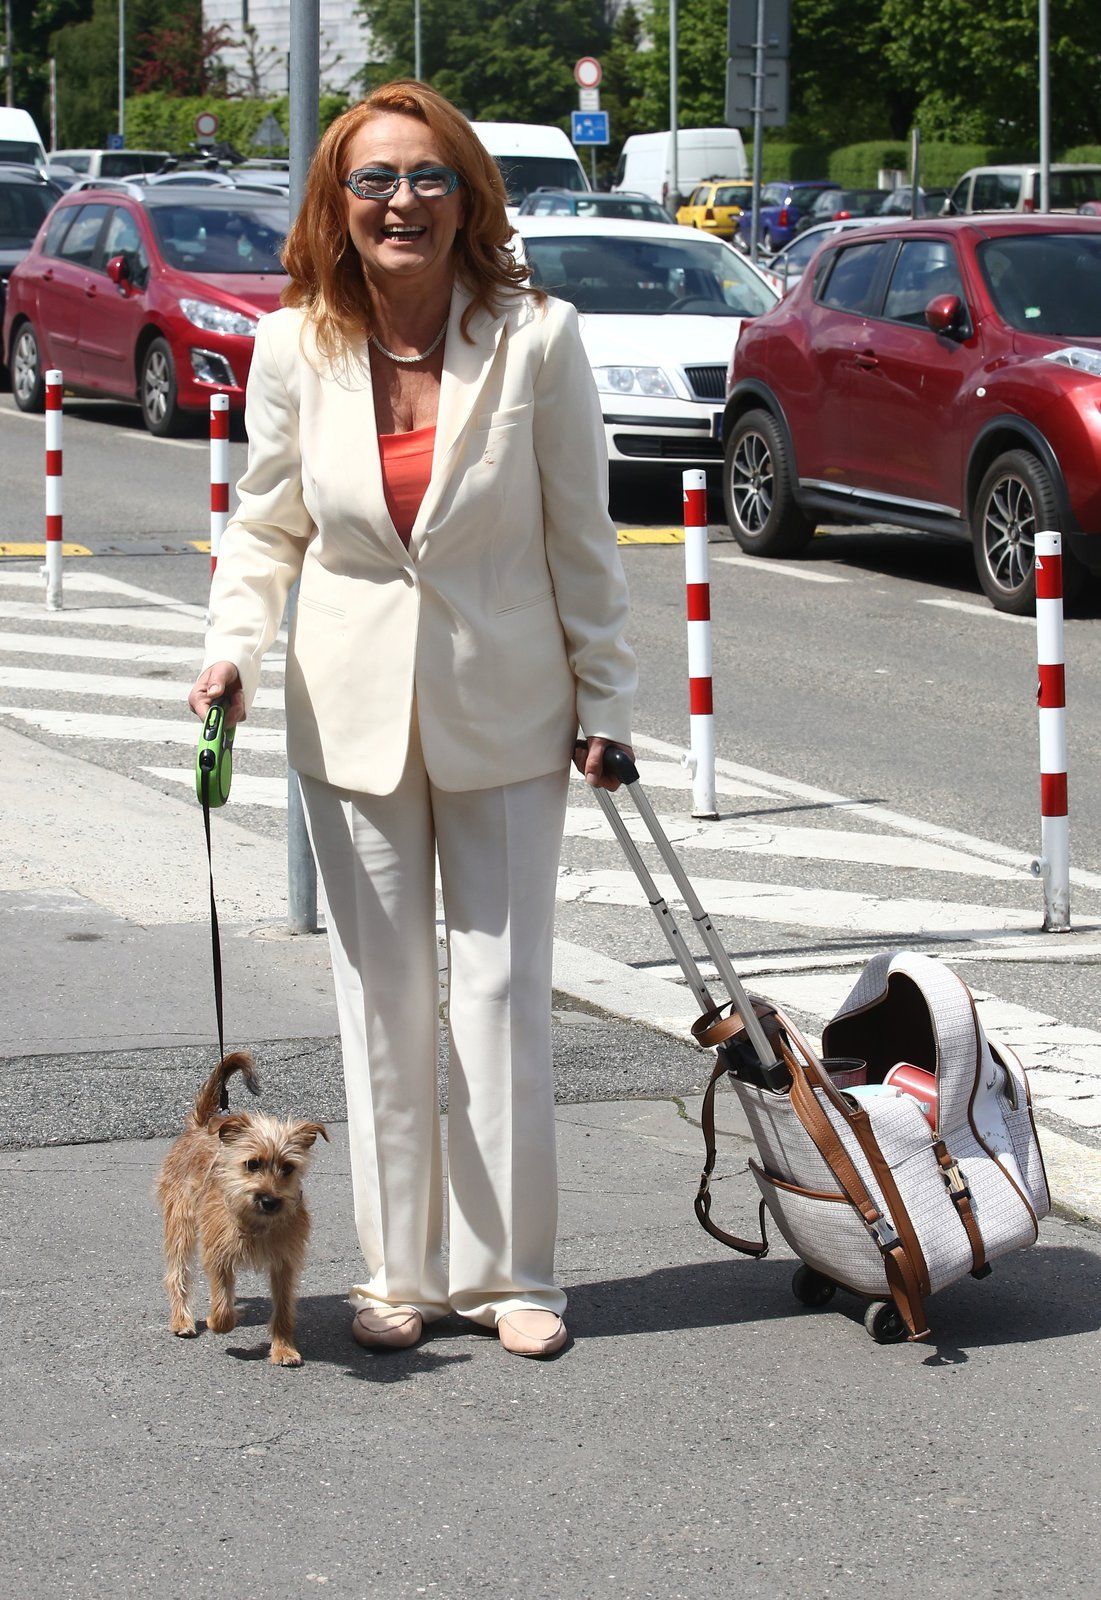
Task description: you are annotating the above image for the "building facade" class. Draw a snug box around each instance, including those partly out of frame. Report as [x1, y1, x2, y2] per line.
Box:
[203, 2, 372, 99]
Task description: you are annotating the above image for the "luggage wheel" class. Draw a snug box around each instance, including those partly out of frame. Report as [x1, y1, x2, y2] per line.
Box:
[791, 1265, 836, 1308]
[863, 1300, 907, 1344]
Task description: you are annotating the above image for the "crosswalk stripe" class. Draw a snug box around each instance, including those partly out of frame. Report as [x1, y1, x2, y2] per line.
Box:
[0, 631, 285, 671]
[0, 664, 283, 710]
[555, 867, 1039, 940]
[0, 706, 286, 750]
[144, 768, 289, 805]
[920, 597, 1032, 627]
[712, 555, 848, 584]
[562, 806, 1020, 880]
[0, 600, 208, 635]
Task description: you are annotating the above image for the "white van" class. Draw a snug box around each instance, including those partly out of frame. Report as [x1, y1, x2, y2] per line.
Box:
[0, 108, 48, 170]
[471, 122, 589, 215]
[51, 148, 173, 179]
[613, 129, 748, 209]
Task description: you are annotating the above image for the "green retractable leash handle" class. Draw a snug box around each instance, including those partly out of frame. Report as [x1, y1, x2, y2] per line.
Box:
[196, 699, 236, 1107]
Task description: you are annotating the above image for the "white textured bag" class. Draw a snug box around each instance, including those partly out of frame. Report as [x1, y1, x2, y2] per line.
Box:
[697, 951, 1050, 1343]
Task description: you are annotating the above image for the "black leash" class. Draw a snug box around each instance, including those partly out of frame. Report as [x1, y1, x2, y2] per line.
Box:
[199, 766, 230, 1110]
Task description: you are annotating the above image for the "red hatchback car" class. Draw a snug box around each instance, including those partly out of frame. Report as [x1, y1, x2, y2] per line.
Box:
[3, 182, 287, 435]
[723, 216, 1101, 611]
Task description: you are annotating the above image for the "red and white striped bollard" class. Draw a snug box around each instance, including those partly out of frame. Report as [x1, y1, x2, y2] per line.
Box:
[1031, 530, 1070, 929]
[683, 468, 718, 819]
[45, 370, 63, 610]
[210, 392, 230, 580]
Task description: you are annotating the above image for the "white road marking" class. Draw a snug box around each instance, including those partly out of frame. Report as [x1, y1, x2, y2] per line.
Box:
[712, 555, 848, 584]
[569, 759, 773, 800]
[563, 806, 1021, 880]
[556, 866, 1039, 940]
[0, 600, 207, 635]
[0, 706, 286, 750]
[919, 597, 1032, 627]
[0, 631, 285, 672]
[2, 571, 201, 611]
[0, 664, 282, 710]
[145, 767, 289, 805]
[632, 731, 1101, 892]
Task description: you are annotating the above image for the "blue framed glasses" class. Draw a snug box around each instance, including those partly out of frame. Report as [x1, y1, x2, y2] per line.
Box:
[344, 166, 461, 201]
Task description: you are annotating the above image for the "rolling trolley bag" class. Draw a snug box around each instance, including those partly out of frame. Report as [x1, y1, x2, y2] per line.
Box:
[588, 745, 1051, 1344]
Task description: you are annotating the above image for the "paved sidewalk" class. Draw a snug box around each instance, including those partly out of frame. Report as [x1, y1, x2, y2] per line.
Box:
[4, 723, 1101, 1596]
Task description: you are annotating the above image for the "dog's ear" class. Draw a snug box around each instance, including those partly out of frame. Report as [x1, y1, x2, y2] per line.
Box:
[217, 1115, 252, 1145]
[290, 1122, 330, 1150]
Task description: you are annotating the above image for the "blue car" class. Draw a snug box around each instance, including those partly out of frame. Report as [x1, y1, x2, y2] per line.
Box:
[736, 180, 840, 254]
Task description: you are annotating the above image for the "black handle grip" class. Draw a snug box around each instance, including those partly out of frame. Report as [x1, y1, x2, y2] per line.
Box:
[574, 740, 639, 784]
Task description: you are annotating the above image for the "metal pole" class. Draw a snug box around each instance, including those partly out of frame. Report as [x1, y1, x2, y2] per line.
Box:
[118, 0, 125, 142]
[1038, 0, 1050, 212]
[669, 0, 678, 207]
[49, 58, 58, 150]
[287, 0, 320, 934]
[910, 125, 920, 219]
[749, 0, 765, 264]
[414, 0, 422, 79]
[5, 0, 13, 108]
[591, 145, 597, 186]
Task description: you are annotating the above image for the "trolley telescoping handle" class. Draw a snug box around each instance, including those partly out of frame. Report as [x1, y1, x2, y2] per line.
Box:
[587, 744, 783, 1081]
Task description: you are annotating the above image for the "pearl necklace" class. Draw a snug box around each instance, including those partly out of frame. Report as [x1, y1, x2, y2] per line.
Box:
[370, 320, 448, 365]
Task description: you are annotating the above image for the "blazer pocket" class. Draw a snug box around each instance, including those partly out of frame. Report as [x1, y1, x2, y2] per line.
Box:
[297, 594, 345, 620]
[495, 586, 555, 616]
[473, 401, 534, 433]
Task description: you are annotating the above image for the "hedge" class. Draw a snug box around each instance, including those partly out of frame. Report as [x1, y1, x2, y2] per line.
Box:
[1062, 145, 1101, 164]
[123, 92, 351, 156]
[746, 141, 831, 181]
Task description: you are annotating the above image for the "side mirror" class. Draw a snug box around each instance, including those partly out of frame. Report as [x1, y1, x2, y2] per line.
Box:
[925, 293, 968, 339]
[106, 253, 131, 288]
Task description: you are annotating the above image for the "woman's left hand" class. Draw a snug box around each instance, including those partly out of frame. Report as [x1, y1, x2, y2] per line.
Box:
[573, 737, 635, 793]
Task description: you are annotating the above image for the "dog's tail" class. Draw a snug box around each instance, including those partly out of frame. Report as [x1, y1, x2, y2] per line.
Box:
[191, 1051, 261, 1127]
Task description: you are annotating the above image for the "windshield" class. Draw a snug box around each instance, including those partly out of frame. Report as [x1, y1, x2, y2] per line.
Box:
[978, 234, 1101, 337]
[524, 233, 777, 316]
[0, 182, 54, 245]
[494, 156, 586, 205]
[147, 202, 288, 273]
[574, 196, 668, 222]
[792, 185, 836, 210]
[1050, 171, 1101, 208]
[782, 229, 831, 272]
[0, 140, 44, 169]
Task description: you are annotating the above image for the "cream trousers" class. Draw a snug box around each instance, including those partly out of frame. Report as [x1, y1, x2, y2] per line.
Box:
[300, 739, 570, 1328]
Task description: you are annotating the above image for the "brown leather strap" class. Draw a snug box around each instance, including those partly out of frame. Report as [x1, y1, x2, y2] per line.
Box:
[693, 995, 778, 1050]
[933, 1139, 989, 1277]
[694, 1057, 770, 1258]
[787, 1053, 929, 1341]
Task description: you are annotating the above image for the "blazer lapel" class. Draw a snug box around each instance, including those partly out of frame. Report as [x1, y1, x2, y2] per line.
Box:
[328, 335, 414, 569]
[409, 284, 507, 555]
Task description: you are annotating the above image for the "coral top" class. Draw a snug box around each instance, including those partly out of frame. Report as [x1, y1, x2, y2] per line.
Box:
[378, 425, 436, 549]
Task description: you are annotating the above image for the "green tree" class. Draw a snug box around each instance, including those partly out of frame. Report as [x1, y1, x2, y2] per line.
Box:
[356, 0, 616, 129]
[7, 0, 93, 145]
[881, 0, 1101, 145]
[50, 0, 183, 147]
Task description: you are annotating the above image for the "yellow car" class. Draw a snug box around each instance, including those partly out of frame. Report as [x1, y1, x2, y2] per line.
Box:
[677, 180, 754, 238]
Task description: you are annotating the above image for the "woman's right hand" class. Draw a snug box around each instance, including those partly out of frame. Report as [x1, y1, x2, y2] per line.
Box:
[189, 661, 246, 726]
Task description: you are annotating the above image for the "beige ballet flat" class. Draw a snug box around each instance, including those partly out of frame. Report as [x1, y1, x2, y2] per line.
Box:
[351, 1303, 423, 1350]
[496, 1309, 568, 1358]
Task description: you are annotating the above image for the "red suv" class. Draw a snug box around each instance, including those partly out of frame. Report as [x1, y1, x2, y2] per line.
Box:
[3, 182, 287, 435]
[723, 217, 1101, 612]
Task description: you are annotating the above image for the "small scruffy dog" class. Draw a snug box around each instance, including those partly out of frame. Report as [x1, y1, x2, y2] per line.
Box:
[157, 1052, 328, 1367]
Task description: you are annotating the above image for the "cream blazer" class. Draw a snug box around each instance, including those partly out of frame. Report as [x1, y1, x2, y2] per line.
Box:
[202, 284, 636, 794]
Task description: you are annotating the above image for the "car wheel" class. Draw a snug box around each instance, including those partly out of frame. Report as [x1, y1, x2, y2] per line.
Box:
[11, 322, 46, 413]
[723, 408, 814, 557]
[140, 336, 185, 436]
[972, 449, 1085, 615]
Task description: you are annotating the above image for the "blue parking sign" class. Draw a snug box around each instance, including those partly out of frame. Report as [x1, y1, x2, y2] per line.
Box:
[571, 111, 609, 146]
[107, 132, 124, 150]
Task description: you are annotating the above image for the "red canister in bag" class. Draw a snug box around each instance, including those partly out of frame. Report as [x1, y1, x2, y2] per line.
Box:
[884, 1063, 938, 1129]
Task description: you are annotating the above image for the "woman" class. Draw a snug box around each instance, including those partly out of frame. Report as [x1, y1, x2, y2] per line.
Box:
[189, 81, 636, 1360]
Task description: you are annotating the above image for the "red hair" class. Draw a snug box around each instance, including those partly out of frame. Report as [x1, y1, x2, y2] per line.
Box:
[281, 80, 540, 356]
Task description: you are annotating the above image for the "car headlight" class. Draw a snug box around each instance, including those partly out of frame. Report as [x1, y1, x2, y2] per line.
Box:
[593, 365, 677, 398]
[1043, 346, 1101, 377]
[178, 298, 258, 337]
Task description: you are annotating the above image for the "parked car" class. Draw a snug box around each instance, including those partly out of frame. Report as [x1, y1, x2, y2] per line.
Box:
[612, 129, 748, 208]
[736, 180, 840, 254]
[471, 122, 589, 215]
[514, 215, 777, 471]
[676, 179, 754, 239]
[945, 164, 1101, 215]
[724, 217, 1101, 612]
[762, 216, 895, 294]
[50, 148, 172, 179]
[4, 182, 288, 435]
[794, 188, 888, 235]
[0, 107, 48, 169]
[877, 185, 950, 217]
[1078, 201, 1101, 216]
[0, 165, 63, 343]
[518, 189, 672, 223]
